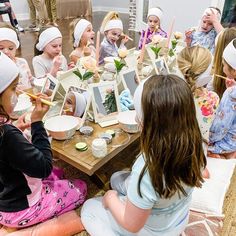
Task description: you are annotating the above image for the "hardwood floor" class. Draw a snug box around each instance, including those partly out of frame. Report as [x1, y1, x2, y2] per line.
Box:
[17, 12, 139, 73]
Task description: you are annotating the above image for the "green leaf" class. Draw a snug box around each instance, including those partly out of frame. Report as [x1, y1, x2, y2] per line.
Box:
[150, 46, 162, 59]
[73, 70, 82, 80]
[168, 48, 175, 57]
[171, 39, 178, 50]
[114, 59, 126, 73]
[83, 71, 94, 81]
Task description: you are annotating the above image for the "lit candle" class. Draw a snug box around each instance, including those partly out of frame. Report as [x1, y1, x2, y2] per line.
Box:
[166, 17, 175, 48]
[95, 31, 100, 67]
[138, 28, 148, 64]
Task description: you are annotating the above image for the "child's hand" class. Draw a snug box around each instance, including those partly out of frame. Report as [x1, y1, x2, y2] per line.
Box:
[102, 190, 118, 209]
[31, 95, 50, 123]
[185, 29, 193, 46]
[121, 35, 129, 44]
[205, 9, 219, 24]
[225, 78, 236, 88]
[52, 55, 63, 70]
[68, 61, 75, 69]
[15, 113, 31, 131]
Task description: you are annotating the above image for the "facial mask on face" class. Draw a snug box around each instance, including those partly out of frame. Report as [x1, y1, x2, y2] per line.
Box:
[10, 93, 18, 109]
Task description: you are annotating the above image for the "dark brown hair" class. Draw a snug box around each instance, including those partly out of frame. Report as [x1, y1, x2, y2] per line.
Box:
[138, 74, 206, 198]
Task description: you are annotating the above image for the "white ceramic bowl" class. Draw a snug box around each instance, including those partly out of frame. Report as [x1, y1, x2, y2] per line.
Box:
[44, 115, 79, 140]
[117, 110, 139, 133]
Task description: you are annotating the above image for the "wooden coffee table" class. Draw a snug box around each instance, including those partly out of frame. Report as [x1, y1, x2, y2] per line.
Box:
[51, 122, 140, 176]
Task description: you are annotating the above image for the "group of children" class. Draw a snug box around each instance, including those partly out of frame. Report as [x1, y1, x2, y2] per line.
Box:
[0, 4, 235, 236]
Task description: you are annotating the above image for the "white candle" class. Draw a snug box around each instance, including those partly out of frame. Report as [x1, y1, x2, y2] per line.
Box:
[166, 17, 175, 48]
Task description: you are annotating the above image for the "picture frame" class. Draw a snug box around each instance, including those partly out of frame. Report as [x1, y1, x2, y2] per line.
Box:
[60, 86, 91, 129]
[41, 74, 61, 101]
[89, 81, 121, 124]
[152, 57, 170, 75]
[120, 68, 140, 97]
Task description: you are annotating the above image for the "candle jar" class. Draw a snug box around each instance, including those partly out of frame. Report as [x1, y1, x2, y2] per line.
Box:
[92, 138, 107, 158]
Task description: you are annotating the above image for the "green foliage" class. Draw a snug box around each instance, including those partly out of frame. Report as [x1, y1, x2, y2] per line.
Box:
[103, 90, 117, 114]
[114, 59, 126, 73]
[168, 39, 178, 57]
[150, 46, 162, 59]
[73, 69, 94, 81]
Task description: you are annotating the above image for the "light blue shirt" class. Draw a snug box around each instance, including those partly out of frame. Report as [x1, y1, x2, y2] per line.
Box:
[127, 155, 193, 234]
[209, 86, 236, 153]
[191, 28, 217, 54]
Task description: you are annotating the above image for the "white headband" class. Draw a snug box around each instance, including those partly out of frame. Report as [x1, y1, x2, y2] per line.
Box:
[203, 7, 221, 21]
[195, 58, 213, 88]
[71, 91, 87, 117]
[73, 19, 91, 48]
[103, 19, 123, 33]
[147, 8, 163, 21]
[36, 27, 62, 51]
[223, 39, 236, 70]
[0, 28, 19, 49]
[0, 52, 19, 93]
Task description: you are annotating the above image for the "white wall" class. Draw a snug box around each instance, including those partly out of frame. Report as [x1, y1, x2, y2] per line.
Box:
[10, 0, 29, 20]
[92, 0, 129, 13]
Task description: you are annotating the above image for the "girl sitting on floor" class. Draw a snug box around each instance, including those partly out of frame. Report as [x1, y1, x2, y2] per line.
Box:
[81, 74, 206, 236]
[99, 11, 129, 64]
[0, 23, 32, 90]
[185, 7, 223, 53]
[208, 38, 236, 159]
[32, 26, 68, 78]
[138, 7, 167, 49]
[0, 52, 87, 235]
[69, 18, 95, 65]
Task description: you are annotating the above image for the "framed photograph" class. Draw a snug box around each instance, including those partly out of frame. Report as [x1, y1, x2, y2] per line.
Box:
[152, 57, 170, 75]
[120, 68, 140, 97]
[89, 81, 121, 124]
[60, 86, 91, 128]
[41, 74, 60, 101]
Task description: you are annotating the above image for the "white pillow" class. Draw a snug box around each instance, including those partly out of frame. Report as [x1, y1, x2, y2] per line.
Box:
[190, 158, 236, 215]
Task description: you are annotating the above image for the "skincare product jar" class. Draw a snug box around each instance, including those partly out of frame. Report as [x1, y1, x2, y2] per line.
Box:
[92, 138, 107, 158]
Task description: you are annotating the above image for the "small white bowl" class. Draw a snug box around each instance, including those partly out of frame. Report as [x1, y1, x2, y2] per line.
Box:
[44, 115, 79, 140]
[117, 110, 139, 133]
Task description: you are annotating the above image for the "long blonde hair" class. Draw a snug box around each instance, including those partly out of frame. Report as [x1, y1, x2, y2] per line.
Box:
[177, 46, 212, 92]
[100, 11, 120, 33]
[213, 28, 236, 98]
[139, 74, 206, 198]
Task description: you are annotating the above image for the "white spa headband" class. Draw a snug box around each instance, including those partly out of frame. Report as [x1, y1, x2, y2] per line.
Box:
[36, 27, 62, 51]
[0, 52, 19, 93]
[71, 91, 87, 117]
[147, 8, 163, 21]
[195, 57, 213, 88]
[223, 39, 236, 70]
[73, 19, 91, 48]
[203, 7, 221, 21]
[0, 28, 19, 49]
[103, 19, 123, 33]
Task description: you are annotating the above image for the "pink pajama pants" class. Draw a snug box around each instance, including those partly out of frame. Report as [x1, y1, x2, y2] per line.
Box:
[0, 168, 87, 228]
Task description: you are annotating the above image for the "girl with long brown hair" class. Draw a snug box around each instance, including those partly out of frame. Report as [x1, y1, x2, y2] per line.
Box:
[81, 74, 206, 236]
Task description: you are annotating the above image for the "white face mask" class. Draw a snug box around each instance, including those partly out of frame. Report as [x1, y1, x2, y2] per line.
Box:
[11, 93, 18, 108]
